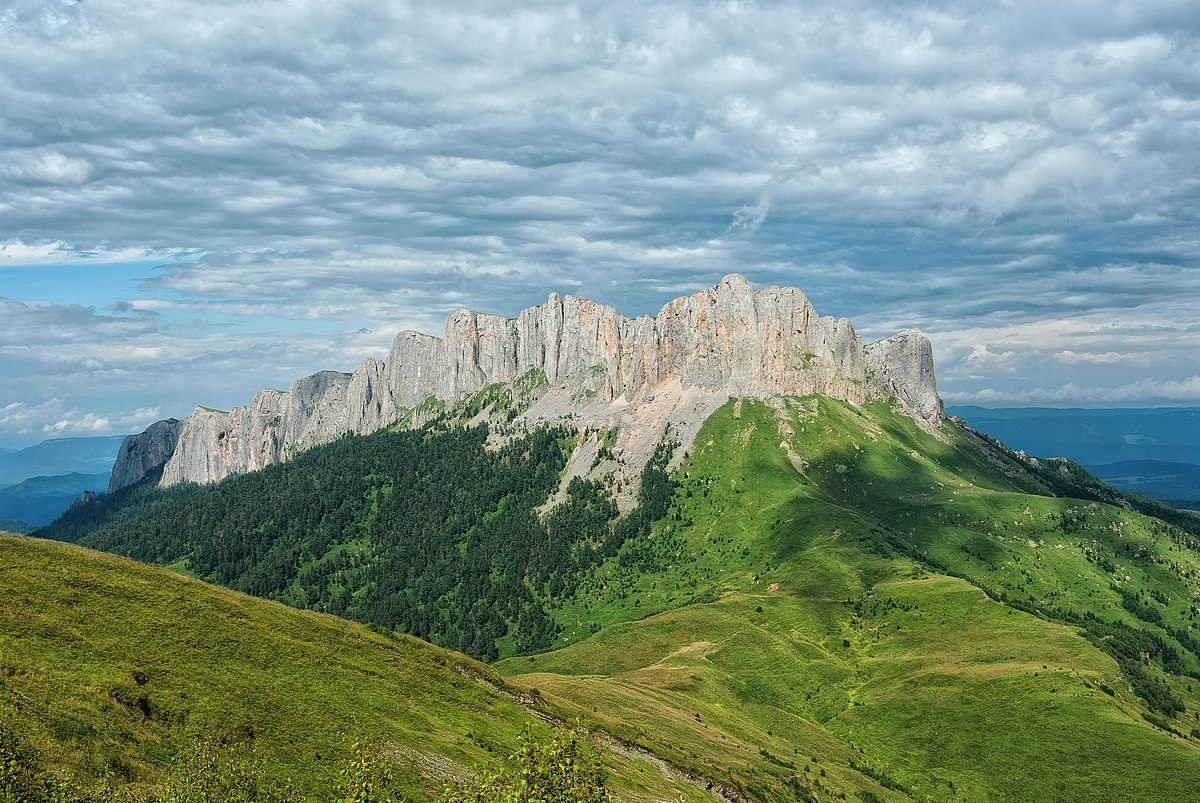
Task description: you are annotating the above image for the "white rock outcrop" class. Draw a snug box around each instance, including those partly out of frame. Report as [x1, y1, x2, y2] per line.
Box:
[108, 418, 184, 492]
[111, 275, 944, 491]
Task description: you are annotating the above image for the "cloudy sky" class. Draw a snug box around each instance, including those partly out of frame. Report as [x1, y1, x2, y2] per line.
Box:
[2, 0, 1198, 448]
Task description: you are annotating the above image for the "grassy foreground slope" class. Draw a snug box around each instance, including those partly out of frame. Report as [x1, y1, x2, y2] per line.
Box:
[0, 534, 695, 802]
[502, 398, 1200, 802]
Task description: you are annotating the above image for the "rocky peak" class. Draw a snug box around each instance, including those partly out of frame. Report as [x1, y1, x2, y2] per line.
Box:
[110, 275, 944, 492]
[108, 418, 183, 492]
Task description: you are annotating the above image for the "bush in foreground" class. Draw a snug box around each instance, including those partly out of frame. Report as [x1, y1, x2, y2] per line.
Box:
[443, 726, 611, 803]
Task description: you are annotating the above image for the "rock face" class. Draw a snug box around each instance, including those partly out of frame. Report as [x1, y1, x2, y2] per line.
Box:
[864, 329, 946, 426]
[110, 275, 944, 491]
[109, 418, 183, 492]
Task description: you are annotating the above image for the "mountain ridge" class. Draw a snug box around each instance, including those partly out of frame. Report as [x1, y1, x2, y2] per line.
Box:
[0, 471, 109, 529]
[38, 394, 1200, 801]
[0, 434, 126, 488]
[111, 274, 942, 493]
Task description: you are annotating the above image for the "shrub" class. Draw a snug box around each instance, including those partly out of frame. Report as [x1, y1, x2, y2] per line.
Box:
[442, 726, 611, 803]
[158, 739, 298, 803]
[336, 739, 397, 803]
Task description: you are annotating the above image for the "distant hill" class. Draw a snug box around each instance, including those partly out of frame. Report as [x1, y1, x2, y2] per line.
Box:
[0, 435, 125, 488]
[0, 471, 109, 529]
[950, 406, 1200, 421]
[948, 406, 1200, 466]
[1087, 460, 1200, 508]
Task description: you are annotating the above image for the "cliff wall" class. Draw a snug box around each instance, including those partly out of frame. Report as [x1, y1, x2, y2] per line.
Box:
[112, 275, 943, 491]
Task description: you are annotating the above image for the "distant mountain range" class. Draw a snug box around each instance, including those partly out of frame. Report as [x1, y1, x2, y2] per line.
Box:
[0, 435, 126, 487]
[1087, 461, 1200, 508]
[0, 435, 125, 529]
[950, 406, 1199, 506]
[0, 471, 110, 529]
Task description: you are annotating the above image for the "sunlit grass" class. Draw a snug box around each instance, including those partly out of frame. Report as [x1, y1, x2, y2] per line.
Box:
[0, 534, 694, 801]
[503, 397, 1200, 801]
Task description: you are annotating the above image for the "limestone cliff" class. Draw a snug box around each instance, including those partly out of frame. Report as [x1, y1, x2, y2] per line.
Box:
[108, 418, 183, 492]
[110, 275, 944, 492]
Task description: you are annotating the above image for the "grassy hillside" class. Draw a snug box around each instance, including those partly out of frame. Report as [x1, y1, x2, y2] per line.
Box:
[501, 398, 1200, 801]
[0, 534, 695, 802]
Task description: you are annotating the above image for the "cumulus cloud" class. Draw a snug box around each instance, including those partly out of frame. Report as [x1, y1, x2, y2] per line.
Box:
[44, 412, 110, 436]
[0, 400, 60, 435]
[944, 375, 1200, 407]
[1, 150, 95, 186]
[1057, 350, 1130, 364]
[0, 0, 1198, 444]
[0, 240, 74, 264]
[965, 344, 1016, 371]
[0, 398, 165, 441]
[0, 239, 183, 266]
[0, 400, 103, 438]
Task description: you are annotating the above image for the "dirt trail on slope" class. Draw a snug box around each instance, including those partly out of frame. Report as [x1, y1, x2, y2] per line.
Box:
[452, 662, 744, 803]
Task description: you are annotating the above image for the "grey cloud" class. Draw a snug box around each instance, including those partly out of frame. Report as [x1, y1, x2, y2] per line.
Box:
[1, 0, 1198, 445]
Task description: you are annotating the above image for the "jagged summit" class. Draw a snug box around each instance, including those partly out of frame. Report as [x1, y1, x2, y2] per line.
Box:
[110, 274, 944, 492]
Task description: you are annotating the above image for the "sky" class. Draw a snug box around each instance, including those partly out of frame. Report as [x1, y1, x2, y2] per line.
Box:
[1, 0, 1198, 449]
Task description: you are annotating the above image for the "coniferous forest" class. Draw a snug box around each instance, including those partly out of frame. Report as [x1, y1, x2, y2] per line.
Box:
[38, 420, 671, 661]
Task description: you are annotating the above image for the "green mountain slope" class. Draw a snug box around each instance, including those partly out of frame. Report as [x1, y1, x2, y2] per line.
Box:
[0, 534, 695, 802]
[503, 398, 1200, 801]
[30, 394, 1200, 800]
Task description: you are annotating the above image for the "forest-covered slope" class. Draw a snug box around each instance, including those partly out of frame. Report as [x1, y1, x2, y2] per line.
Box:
[40, 411, 686, 663]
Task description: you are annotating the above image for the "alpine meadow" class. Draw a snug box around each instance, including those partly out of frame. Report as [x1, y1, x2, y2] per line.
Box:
[5, 277, 1200, 802]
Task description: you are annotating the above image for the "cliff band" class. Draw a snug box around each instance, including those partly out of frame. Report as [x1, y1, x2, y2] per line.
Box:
[111, 274, 944, 492]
